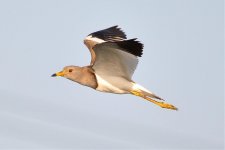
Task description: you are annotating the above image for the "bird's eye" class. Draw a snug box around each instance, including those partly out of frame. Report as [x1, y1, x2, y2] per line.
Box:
[69, 69, 73, 72]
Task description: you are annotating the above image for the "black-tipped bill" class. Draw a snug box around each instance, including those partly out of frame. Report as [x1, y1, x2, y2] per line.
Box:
[51, 71, 64, 77]
[51, 73, 57, 77]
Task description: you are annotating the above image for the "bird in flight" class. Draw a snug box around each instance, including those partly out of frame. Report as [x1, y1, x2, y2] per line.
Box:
[52, 26, 177, 110]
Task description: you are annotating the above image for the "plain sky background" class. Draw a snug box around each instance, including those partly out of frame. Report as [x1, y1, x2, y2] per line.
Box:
[0, 0, 224, 149]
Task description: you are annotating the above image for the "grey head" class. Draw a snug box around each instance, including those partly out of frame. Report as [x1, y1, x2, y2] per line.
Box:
[51, 65, 98, 89]
[51, 66, 82, 80]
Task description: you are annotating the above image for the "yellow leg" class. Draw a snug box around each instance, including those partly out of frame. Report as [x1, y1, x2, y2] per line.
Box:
[131, 91, 178, 110]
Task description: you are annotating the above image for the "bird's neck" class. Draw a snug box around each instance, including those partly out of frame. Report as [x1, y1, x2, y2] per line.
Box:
[70, 66, 98, 89]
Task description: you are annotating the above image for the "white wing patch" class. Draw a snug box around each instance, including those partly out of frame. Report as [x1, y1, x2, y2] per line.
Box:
[93, 44, 138, 80]
[85, 35, 105, 43]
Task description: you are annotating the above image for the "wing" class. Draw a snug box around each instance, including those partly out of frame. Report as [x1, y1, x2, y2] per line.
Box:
[88, 25, 127, 42]
[92, 39, 143, 80]
[84, 26, 127, 65]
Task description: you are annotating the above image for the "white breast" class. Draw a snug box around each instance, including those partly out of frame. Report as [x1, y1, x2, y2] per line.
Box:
[95, 74, 128, 94]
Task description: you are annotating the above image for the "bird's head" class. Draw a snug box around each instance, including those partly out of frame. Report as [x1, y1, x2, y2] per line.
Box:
[51, 66, 81, 80]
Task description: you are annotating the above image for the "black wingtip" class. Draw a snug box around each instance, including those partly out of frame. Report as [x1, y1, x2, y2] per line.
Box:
[116, 38, 144, 57]
[88, 25, 127, 41]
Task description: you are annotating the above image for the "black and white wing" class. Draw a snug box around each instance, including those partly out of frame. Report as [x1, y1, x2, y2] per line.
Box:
[84, 26, 127, 65]
[93, 39, 143, 80]
[83, 26, 143, 80]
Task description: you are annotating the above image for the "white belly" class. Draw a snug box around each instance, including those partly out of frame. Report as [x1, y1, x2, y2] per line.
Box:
[95, 74, 128, 94]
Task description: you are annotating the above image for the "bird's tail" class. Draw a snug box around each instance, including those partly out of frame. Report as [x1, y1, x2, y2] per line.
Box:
[130, 83, 178, 110]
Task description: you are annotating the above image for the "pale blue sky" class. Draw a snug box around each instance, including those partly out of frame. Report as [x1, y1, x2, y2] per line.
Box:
[0, 0, 224, 149]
